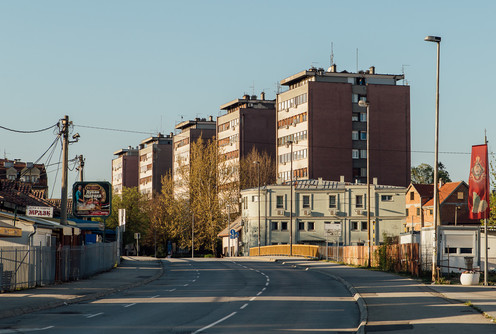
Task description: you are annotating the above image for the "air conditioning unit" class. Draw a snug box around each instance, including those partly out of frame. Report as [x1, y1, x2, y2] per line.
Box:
[293, 122, 297, 127]
[285, 125, 290, 129]
[276, 209, 285, 216]
[285, 108, 290, 112]
[329, 209, 336, 215]
[354, 209, 365, 215]
[303, 209, 311, 216]
[281, 162, 286, 165]
[232, 126, 236, 131]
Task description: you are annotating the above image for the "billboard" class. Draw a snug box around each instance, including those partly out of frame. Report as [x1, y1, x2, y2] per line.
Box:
[72, 182, 112, 218]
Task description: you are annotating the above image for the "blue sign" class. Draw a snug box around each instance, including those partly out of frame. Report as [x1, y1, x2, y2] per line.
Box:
[229, 229, 237, 239]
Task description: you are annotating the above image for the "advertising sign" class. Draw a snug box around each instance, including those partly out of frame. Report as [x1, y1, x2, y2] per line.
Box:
[72, 182, 112, 218]
[26, 206, 54, 218]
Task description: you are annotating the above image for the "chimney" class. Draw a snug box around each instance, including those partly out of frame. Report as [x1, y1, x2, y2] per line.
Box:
[369, 66, 375, 74]
[170, 132, 174, 138]
[243, 94, 250, 100]
[373, 177, 378, 185]
[327, 64, 337, 73]
[209, 115, 213, 122]
[340, 175, 345, 183]
[260, 92, 265, 100]
[438, 179, 444, 188]
[251, 95, 257, 100]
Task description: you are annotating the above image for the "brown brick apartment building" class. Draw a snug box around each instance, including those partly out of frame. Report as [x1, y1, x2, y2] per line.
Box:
[276, 65, 410, 187]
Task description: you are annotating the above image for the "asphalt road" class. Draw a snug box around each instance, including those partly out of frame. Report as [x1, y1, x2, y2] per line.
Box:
[0, 258, 359, 333]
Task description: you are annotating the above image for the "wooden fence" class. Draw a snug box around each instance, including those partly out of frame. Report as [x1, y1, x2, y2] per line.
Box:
[250, 243, 420, 276]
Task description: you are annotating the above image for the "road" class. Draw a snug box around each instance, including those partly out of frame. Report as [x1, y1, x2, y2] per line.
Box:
[0, 258, 359, 333]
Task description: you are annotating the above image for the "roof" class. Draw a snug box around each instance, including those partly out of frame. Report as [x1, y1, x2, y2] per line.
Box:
[279, 68, 404, 86]
[220, 98, 275, 111]
[424, 182, 465, 207]
[409, 183, 434, 198]
[218, 216, 242, 237]
[0, 180, 59, 215]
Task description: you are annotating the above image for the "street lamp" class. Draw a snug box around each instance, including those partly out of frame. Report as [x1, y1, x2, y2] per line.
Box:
[425, 35, 441, 282]
[253, 161, 261, 256]
[286, 140, 294, 256]
[358, 100, 371, 267]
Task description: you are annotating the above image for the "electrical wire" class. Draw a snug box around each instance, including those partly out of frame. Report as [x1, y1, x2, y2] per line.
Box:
[0, 123, 58, 134]
[74, 124, 154, 135]
[49, 138, 63, 200]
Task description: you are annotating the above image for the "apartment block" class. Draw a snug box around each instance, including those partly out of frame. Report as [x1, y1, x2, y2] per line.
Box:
[138, 134, 173, 197]
[111, 147, 139, 195]
[239, 178, 406, 253]
[173, 117, 216, 197]
[218, 93, 276, 185]
[276, 65, 410, 187]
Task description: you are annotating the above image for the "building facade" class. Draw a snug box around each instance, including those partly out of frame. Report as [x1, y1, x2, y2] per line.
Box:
[138, 134, 173, 197]
[240, 178, 406, 254]
[111, 147, 139, 195]
[173, 117, 216, 198]
[0, 159, 48, 198]
[276, 65, 410, 187]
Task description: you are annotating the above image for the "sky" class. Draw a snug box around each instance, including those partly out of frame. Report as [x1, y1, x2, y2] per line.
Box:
[1, 0, 495, 198]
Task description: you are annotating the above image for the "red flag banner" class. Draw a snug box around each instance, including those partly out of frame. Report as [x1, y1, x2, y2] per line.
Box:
[468, 144, 489, 219]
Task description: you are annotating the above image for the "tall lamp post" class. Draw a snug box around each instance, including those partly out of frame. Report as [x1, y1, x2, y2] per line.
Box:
[253, 161, 261, 256]
[286, 140, 294, 256]
[358, 100, 371, 266]
[425, 35, 441, 282]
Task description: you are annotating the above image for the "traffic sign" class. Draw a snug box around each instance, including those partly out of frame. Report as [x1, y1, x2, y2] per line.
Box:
[230, 229, 238, 239]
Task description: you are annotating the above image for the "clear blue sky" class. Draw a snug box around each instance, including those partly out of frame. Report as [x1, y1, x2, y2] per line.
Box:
[1, 1, 494, 198]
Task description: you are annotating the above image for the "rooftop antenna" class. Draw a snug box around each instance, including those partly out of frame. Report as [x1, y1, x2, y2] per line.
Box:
[249, 81, 255, 96]
[401, 64, 410, 85]
[356, 48, 359, 73]
[330, 42, 335, 66]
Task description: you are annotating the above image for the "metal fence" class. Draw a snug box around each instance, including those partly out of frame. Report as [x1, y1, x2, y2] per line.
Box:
[1, 242, 118, 292]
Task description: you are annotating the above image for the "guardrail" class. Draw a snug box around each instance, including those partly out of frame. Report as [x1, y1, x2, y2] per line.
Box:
[249, 244, 319, 258]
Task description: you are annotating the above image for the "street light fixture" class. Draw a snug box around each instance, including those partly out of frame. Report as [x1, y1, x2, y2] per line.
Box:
[358, 100, 372, 267]
[425, 35, 441, 282]
[253, 161, 261, 256]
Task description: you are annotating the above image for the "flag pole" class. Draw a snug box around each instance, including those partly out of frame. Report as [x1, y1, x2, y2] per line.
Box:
[484, 132, 488, 286]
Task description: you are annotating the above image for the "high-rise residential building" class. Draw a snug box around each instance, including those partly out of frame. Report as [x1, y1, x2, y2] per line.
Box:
[111, 147, 139, 195]
[218, 93, 276, 189]
[173, 117, 216, 197]
[138, 134, 173, 197]
[276, 65, 410, 187]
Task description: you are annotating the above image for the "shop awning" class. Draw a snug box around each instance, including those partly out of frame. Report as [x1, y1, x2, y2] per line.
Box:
[0, 221, 22, 237]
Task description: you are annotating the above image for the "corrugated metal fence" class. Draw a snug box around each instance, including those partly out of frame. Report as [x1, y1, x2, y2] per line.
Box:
[1, 242, 118, 292]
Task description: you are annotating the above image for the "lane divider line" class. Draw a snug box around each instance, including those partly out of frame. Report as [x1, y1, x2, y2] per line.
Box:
[124, 303, 136, 308]
[240, 303, 248, 310]
[192, 312, 237, 334]
[86, 312, 104, 318]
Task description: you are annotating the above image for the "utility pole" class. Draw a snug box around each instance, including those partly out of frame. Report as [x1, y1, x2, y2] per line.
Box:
[77, 155, 85, 182]
[60, 115, 70, 225]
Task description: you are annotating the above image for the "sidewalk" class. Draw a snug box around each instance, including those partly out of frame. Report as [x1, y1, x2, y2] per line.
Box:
[0, 256, 163, 320]
[272, 258, 496, 333]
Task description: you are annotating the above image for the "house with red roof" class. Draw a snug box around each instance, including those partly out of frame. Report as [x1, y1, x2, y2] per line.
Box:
[406, 181, 479, 231]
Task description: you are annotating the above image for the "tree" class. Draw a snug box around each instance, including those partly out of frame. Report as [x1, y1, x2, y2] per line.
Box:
[239, 147, 276, 190]
[106, 186, 150, 248]
[411, 162, 451, 184]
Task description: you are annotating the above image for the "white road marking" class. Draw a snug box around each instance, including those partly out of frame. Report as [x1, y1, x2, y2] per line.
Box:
[240, 303, 249, 309]
[124, 303, 136, 308]
[150, 295, 160, 298]
[262, 287, 266, 291]
[265, 282, 269, 286]
[184, 283, 189, 286]
[86, 312, 103, 318]
[256, 291, 262, 296]
[250, 297, 256, 301]
[192, 312, 237, 334]
[168, 288, 176, 292]
[192, 279, 196, 282]
[0, 326, 54, 333]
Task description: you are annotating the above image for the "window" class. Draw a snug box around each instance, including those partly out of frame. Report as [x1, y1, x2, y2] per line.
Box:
[445, 247, 457, 254]
[458, 192, 464, 200]
[460, 248, 473, 254]
[351, 221, 358, 230]
[360, 150, 367, 159]
[298, 222, 305, 230]
[281, 222, 288, 231]
[381, 195, 393, 201]
[303, 195, 310, 208]
[352, 113, 359, 122]
[352, 131, 359, 140]
[276, 196, 284, 209]
[360, 113, 367, 122]
[271, 222, 278, 230]
[308, 222, 315, 231]
[356, 195, 363, 208]
[361, 221, 368, 230]
[416, 208, 421, 216]
[360, 131, 367, 140]
[410, 192, 415, 200]
[360, 168, 367, 177]
[352, 149, 359, 159]
[329, 195, 336, 208]
[429, 209, 433, 215]
[406, 208, 409, 216]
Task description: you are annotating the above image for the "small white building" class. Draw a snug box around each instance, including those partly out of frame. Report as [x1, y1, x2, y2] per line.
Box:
[239, 178, 406, 254]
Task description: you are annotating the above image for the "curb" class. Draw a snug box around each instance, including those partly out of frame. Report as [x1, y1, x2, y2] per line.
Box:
[276, 260, 367, 334]
[0, 258, 164, 320]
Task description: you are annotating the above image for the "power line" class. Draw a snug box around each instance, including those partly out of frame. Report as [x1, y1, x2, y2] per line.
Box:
[0, 123, 58, 134]
[74, 124, 155, 135]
